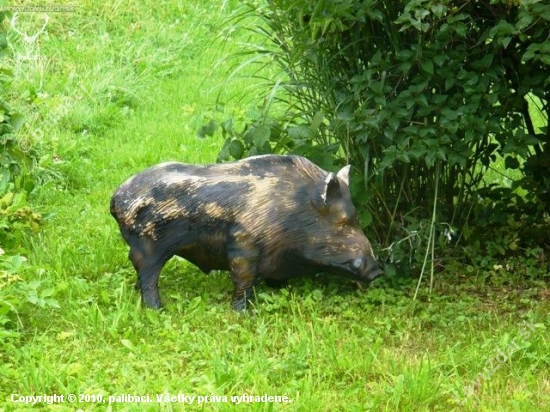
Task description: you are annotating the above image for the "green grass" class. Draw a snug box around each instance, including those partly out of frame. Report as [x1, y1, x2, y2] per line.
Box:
[1, 1, 549, 411]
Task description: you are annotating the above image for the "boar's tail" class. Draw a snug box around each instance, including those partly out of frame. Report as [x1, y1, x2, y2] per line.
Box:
[109, 192, 121, 220]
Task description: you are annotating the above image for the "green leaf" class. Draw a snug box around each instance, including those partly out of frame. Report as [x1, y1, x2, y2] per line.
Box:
[425, 151, 436, 167]
[420, 60, 434, 75]
[499, 36, 512, 49]
[41, 288, 55, 298]
[45, 298, 60, 309]
[522, 44, 540, 62]
[9, 113, 25, 132]
[431, 4, 447, 18]
[220, 119, 234, 135]
[367, 9, 384, 22]
[359, 209, 372, 226]
[490, 20, 516, 37]
[399, 61, 412, 74]
[288, 125, 314, 140]
[188, 296, 203, 311]
[310, 111, 324, 131]
[471, 53, 494, 69]
[505, 156, 520, 170]
[120, 339, 134, 351]
[453, 22, 468, 37]
[196, 120, 218, 139]
[322, 18, 334, 35]
[0, 33, 7, 50]
[416, 94, 429, 107]
[217, 138, 231, 162]
[433, 55, 447, 67]
[516, 13, 533, 30]
[228, 140, 245, 159]
[252, 124, 271, 147]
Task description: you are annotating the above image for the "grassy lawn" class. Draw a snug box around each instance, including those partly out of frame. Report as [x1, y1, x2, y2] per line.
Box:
[1, 1, 549, 411]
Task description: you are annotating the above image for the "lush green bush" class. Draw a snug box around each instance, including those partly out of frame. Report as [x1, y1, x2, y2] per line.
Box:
[205, 0, 550, 278]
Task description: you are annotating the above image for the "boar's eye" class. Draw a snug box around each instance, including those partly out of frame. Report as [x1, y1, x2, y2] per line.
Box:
[352, 257, 363, 269]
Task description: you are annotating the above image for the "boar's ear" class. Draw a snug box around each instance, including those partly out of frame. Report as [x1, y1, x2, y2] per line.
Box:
[321, 172, 342, 206]
[337, 165, 351, 186]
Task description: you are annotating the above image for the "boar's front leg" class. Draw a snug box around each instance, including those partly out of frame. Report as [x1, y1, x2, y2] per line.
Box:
[228, 230, 260, 311]
[229, 255, 258, 311]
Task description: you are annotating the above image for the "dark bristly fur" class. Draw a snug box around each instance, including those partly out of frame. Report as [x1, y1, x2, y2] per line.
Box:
[110, 154, 382, 311]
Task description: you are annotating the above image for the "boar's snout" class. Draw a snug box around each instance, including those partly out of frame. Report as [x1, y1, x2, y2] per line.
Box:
[367, 260, 384, 281]
[354, 255, 383, 281]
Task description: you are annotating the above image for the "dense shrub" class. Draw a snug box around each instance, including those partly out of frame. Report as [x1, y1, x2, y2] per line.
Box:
[205, 0, 549, 276]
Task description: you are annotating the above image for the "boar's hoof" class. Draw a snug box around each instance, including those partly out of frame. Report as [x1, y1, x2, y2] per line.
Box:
[232, 299, 248, 312]
[141, 288, 162, 309]
[232, 289, 255, 312]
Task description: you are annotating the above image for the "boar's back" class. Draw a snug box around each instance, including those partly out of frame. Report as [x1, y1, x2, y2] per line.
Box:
[110, 155, 326, 240]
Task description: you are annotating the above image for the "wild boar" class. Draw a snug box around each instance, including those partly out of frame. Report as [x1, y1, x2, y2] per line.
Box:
[110, 154, 382, 311]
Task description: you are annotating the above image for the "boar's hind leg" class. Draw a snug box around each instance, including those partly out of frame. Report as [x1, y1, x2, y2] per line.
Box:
[129, 246, 168, 309]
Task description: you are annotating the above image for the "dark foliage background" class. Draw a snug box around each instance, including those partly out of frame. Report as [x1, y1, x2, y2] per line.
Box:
[203, 0, 550, 278]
